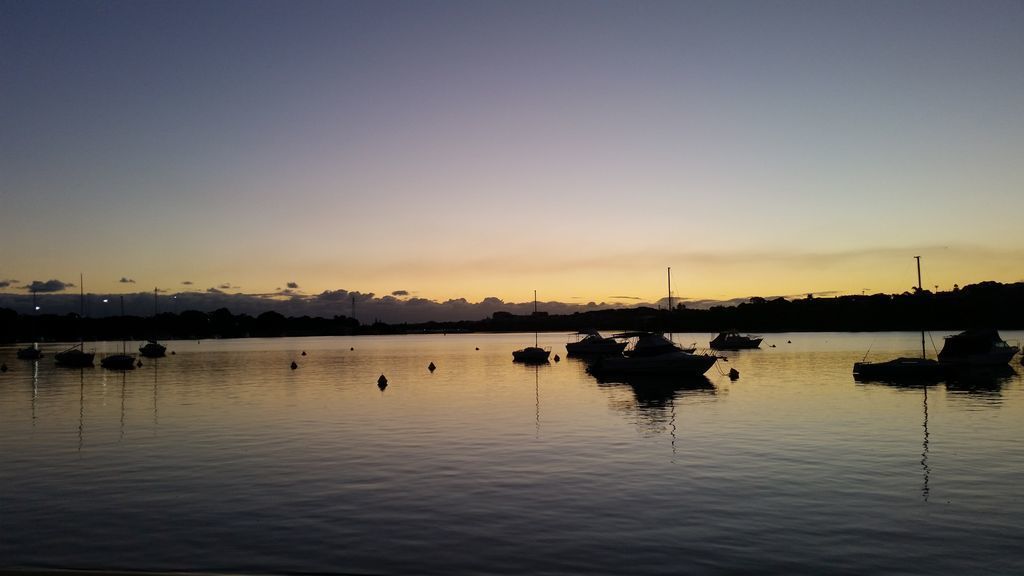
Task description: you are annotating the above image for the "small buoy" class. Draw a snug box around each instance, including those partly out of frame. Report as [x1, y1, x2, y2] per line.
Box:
[136, 360, 143, 368]
[428, 362, 436, 372]
[553, 354, 560, 362]
[0, 363, 7, 372]
[170, 351, 176, 355]
[290, 361, 298, 370]
[729, 368, 740, 380]
[787, 340, 792, 344]
[770, 344, 776, 348]
[351, 347, 355, 351]
[475, 347, 480, 351]
[301, 351, 307, 356]
[377, 374, 388, 389]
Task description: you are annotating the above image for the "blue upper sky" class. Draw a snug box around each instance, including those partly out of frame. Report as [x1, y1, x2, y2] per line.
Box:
[2, 0, 1022, 310]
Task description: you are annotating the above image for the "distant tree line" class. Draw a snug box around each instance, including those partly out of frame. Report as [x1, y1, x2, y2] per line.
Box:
[2, 281, 1022, 343]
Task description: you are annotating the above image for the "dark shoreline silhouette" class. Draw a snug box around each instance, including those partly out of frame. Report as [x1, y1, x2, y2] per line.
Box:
[2, 281, 1022, 342]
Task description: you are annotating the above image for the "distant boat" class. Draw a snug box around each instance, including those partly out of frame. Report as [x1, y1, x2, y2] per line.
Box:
[513, 291, 551, 364]
[55, 275, 95, 368]
[565, 329, 627, 356]
[138, 288, 166, 358]
[139, 340, 167, 358]
[709, 332, 762, 350]
[853, 257, 941, 381]
[16, 344, 43, 360]
[937, 329, 1019, 366]
[588, 332, 717, 378]
[102, 296, 135, 370]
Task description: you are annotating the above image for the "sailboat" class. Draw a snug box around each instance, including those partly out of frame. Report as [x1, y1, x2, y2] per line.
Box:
[16, 290, 44, 360]
[139, 288, 167, 358]
[512, 291, 551, 363]
[101, 295, 136, 370]
[853, 257, 943, 381]
[55, 275, 95, 367]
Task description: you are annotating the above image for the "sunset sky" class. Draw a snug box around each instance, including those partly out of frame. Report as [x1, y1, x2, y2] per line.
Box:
[3, 0, 1022, 312]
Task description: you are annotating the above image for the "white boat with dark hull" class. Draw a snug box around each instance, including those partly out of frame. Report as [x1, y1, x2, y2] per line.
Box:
[565, 330, 627, 356]
[589, 332, 717, 378]
[937, 329, 1018, 366]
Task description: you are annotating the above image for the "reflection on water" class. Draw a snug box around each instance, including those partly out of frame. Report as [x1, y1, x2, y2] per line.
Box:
[2, 332, 1024, 576]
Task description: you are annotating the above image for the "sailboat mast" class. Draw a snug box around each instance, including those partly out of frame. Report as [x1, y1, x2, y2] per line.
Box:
[915, 255, 925, 359]
[667, 267, 672, 312]
[79, 274, 84, 348]
[533, 290, 538, 348]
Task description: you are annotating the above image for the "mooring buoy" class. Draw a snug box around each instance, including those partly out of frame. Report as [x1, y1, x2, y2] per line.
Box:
[377, 374, 388, 389]
[729, 368, 740, 380]
[428, 362, 436, 372]
[553, 354, 560, 362]
[291, 361, 298, 370]
[301, 351, 307, 356]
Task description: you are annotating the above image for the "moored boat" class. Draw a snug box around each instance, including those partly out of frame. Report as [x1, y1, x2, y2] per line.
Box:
[937, 329, 1018, 366]
[513, 290, 550, 363]
[101, 353, 136, 370]
[852, 257, 942, 382]
[55, 345, 95, 367]
[853, 356, 943, 381]
[565, 329, 627, 356]
[16, 345, 43, 360]
[588, 332, 717, 378]
[139, 340, 167, 358]
[709, 332, 762, 350]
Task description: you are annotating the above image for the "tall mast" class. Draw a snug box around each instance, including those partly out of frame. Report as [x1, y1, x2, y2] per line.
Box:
[533, 290, 538, 348]
[80, 274, 84, 348]
[667, 267, 672, 312]
[915, 255, 924, 359]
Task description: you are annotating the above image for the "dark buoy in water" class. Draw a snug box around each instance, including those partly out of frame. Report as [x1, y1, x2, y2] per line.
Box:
[475, 347, 479, 351]
[377, 374, 388, 390]
[428, 362, 436, 372]
[136, 360, 143, 368]
[291, 361, 298, 370]
[770, 344, 776, 348]
[301, 351, 307, 356]
[351, 347, 355, 351]
[171, 350, 176, 355]
[1, 363, 7, 372]
[787, 340, 792, 344]
[553, 354, 560, 362]
[729, 368, 740, 380]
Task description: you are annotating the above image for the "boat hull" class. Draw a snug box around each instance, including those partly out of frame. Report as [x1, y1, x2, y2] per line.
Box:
[853, 357, 944, 382]
[55, 348, 95, 367]
[139, 341, 167, 358]
[590, 351, 717, 378]
[101, 354, 136, 370]
[513, 347, 551, 363]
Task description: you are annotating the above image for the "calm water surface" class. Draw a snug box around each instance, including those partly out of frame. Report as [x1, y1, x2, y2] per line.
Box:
[2, 332, 1023, 575]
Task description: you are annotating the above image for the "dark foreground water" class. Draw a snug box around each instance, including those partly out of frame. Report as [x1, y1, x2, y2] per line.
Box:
[2, 331, 1023, 575]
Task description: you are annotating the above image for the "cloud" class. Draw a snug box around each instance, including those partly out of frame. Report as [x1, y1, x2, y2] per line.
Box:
[119, 277, 136, 283]
[207, 287, 224, 294]
[0, 279, 17, 288]
[217, 283, 239, 290]
[181, 280, 194, 285]
[391, 290, 410, 297]
[286, 282, 299, 289]
[610, 295, 642, 300]
[21, 279, 73, 293]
